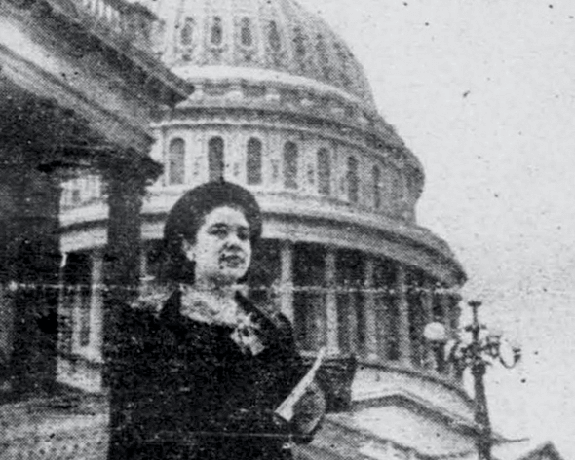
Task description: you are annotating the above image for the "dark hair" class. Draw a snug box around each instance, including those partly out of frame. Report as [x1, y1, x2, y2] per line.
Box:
[162, 181, 262, 283]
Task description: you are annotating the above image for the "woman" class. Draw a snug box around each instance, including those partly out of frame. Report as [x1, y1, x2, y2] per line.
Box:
[108, 181, 325, 460]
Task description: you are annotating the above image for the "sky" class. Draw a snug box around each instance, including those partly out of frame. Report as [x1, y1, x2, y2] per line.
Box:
[306, 0, 575, 458]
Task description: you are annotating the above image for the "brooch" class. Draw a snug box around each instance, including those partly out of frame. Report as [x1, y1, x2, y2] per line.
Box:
[230, 314, 265, 356]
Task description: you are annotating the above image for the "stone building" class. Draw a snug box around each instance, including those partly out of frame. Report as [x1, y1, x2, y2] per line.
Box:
[0, 0, 540, 459]
[59, 0, 465, 388]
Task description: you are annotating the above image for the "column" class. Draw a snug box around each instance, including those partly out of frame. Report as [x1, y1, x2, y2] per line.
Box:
[71, 279, 83, 353]
[447, 292, 462, 332]
[139, 245, 148, 280]
[0, 283, 14, 392]
[88, 249, 104, 362]
[101, 155, 161, 388]
[280, 241, 294, 324]
[397, 264, 411, 366]
[440, 290, 463, 378]
[56, 253, 72, 386]
[325, 247, 338, 355]
[422, 278, 435, 370]
[347, 287, 358, 355]
[139, 243, 149, 296]
[451, 296, 462, 330]
[375, 268, 389, 360]
[440, 292, 451, 334]
[7, 167, 62, 394]
[363, 257, 378, 361]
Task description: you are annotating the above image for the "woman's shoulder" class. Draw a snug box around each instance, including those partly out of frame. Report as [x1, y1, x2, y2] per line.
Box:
[131, 283, 174, 314]
[116, 285, 176, 339]
[236, 293, 295, 343]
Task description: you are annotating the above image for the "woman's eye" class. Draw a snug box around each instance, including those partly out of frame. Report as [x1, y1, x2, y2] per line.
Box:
[210, 227, 228, 237]
[238, 229, 249, 241]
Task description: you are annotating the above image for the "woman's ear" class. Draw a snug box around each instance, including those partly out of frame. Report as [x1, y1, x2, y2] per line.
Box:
[182, 239, 195, 262]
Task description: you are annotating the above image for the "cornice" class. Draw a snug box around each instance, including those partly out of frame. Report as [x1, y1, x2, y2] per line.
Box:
[58, 191, 466, 284]
[0, 25, 154, 153]
[3, 0, 192, 105]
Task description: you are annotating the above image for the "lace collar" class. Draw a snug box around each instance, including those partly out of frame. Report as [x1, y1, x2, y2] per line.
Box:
[177, 285, 265, 355]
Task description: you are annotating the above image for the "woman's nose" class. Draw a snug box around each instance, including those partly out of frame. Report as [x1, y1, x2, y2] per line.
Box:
[225, 231, 243, 247]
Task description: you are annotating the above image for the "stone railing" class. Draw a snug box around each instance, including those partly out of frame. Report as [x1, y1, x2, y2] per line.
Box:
[24, 0, 192, 104]
[0, 395, 108, 460]
[44, 0, 155, 54]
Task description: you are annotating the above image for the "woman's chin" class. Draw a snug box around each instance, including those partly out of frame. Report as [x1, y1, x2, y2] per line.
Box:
[213, 269, 247, 287]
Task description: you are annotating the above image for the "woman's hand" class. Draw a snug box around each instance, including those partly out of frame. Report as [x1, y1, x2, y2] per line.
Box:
[290, 381, 326, 438]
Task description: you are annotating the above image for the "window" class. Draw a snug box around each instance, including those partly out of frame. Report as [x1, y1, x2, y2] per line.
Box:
[209, 136, 224, 182]
[391, 169, 403, 201]
[210, 16, 223, 46]
[247, 138, 262, 185]
[316, 34, 329, 74]
[283, 142, 298, 189]
[293, 26, 306, 58]
[168, 138, 185, 185]
[71, 188, 81, 205]
[317, 148, 330, 195]
[334, 42, 352, 87]
[180, 17, 195, 47]
[347, 157, 359, 203]
[372, 165, 382, 209]
[268, 20, 281, 52]
[240, 17, 252, 47]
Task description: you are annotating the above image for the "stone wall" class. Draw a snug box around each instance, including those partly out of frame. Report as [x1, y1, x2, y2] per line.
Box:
[0, 396, 108, 460]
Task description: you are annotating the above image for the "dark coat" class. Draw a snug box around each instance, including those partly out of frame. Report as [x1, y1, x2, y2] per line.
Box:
[107, 291, 311, 460]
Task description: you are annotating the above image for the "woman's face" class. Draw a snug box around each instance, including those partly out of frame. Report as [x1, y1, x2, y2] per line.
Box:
[183, 205, 252, 288]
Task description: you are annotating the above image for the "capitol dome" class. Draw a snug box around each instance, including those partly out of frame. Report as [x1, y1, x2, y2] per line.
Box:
[145, 0, 376, 109]
[59, 0, 468, 432]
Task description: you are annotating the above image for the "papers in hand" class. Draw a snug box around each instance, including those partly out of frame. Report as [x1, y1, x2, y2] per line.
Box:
[274, 347, 326, 423]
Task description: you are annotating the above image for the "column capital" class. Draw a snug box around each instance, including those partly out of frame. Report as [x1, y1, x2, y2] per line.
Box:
[98, 150, 163, 192]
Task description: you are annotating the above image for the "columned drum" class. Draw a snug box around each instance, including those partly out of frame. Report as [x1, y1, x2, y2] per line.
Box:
[56, 0, 466, 395]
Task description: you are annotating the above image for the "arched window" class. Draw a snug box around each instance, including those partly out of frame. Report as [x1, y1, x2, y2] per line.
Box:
[240, 17, 252, 47]
[168, 138, 185, 185]
[210, 16, 223, 46]
[268, 20, 281, 52]
[317, 148, 330, 195]
[180, 17, 195, 46]
[247, 137, 262, 185]
[316, 34, 331, 79]
[283, 142, 298, 189]
[347, 157, 359, 203]
[293, 26, 306, 58]
[209, 136, 224, 182]
[372, 165, 382, 209]
[333, 42, 351, 87]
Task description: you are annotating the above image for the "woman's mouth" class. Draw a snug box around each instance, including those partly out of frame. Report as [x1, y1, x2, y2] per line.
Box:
[220, 254, 245, 267]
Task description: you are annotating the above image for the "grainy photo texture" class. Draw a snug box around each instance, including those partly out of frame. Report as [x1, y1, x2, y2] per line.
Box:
[0, 1, 569, 460]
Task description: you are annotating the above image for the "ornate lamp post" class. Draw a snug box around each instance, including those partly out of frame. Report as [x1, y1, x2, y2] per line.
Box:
[423, 300, 521, 460]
